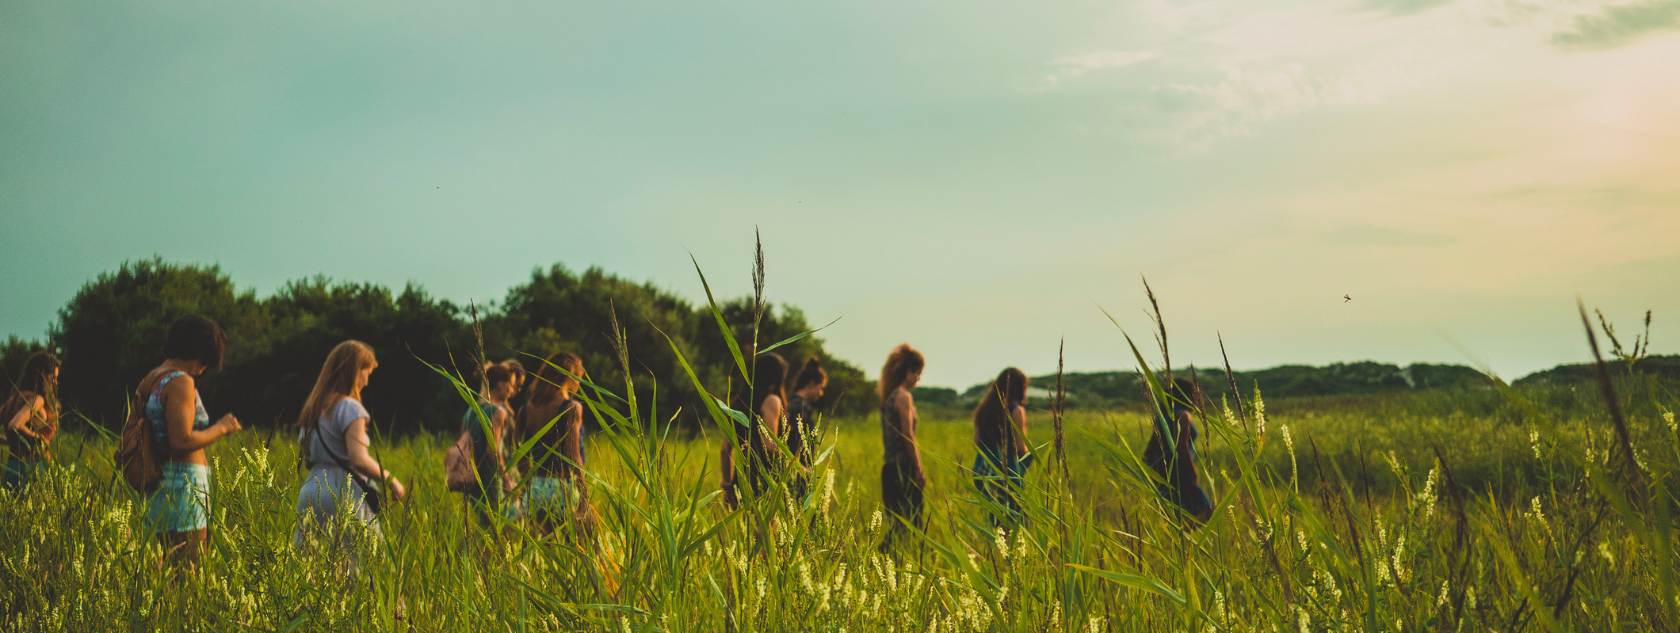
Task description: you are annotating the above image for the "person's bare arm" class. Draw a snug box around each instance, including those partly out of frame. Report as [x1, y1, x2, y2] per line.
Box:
[342, 417, 406, 500]
[7, 396, 43, 437]
[561, 402, 584, 472]
[164, 376, 239, 452]
[894, 391, 925, 478]
[1011, 406, 1029, 455]
[1174, 408, 1198, 482]
[759, 395, 784, 457]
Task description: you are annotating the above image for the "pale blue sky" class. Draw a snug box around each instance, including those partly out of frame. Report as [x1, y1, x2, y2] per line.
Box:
[4, 0, 1678, 387]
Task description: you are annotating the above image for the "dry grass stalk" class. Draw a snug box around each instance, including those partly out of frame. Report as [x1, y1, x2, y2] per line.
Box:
[1578, 300, 1645, 500]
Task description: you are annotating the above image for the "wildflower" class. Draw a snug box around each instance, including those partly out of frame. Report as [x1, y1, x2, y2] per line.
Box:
[1297, 609, 1309, 633]
[1282, 425, 1298, 492]
[1087, 616, 1106, 633]
[1530, 430, 1542, 460]
[620, 616, 632, 633]
[1436, 580, 1451, 608]
[1253, 390, 1267, 437]
[995, 528, 1010, 559]
[1213, 590, 1226, 621]
[1599, 541, 1615, 564]
[1418, 466, 1439, 520]
[870, 510, 883, 534]
[1465, 587, 1477, 611]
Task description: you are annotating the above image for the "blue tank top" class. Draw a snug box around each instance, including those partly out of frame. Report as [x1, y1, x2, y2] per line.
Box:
[145, 371, 210, 458]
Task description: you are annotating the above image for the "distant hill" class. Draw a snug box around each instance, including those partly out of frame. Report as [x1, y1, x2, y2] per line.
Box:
[1512, 354, 1680, 386]
[942, 355, 1680, 410]
[955, 361, 1496, 409]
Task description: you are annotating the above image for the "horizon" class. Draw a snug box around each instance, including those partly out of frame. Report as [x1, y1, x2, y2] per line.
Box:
[4, 0, 1677, 388]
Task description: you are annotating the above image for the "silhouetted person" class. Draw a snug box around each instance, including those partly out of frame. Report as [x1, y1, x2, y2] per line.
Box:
[721, 353, 788, 508]
[878, 343, 926, 550]
[972, 367, 1031, 526]
[784, 357, 827, 500]
[3, 351, 60, 492]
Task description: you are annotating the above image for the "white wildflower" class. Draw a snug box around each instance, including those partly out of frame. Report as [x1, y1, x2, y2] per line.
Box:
[1599, 541, 1615, 564]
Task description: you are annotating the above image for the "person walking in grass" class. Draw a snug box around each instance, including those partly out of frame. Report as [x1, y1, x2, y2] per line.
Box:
[783, 357, 827, 500]
[1146, 377, 1213, 526]
[464, 363, 518, 529]
[133, 315, 243, 567]
[293, 341, 408, 558]
[721, 352, 788, 508]
[3, 351, 60, 492]
[972, 367, 1032, 527]
[877, 344, 926, 550]
[520, 352, 592, 537]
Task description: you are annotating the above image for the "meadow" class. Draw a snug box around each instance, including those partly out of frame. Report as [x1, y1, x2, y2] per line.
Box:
[2, 357, 1676, 632]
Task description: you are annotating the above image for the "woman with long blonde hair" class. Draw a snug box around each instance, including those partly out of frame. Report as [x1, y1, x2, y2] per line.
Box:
[293, 341, 407, 550]
[877, 343, 926, 549]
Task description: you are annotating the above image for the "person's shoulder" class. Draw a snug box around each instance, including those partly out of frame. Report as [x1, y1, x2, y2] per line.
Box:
[334, 397, 370, 420]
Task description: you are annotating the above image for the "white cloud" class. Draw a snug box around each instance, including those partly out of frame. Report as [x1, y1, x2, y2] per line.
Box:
[1045, 50, 1160, 84]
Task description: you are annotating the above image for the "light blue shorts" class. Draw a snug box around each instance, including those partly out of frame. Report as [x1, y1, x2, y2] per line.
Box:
[525, 475, 577, 517]
[146, 462, 211, 533]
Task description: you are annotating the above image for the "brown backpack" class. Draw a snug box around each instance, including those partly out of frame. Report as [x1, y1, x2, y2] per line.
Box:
[443, 430, 478, 493]
[115, 390, 162, 494]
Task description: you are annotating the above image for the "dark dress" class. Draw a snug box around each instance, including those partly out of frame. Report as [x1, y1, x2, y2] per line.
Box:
[972, 402, 1029, 522]
[785, 395, 817, 498]
[1155, 406, 1212, 516]
[880, 394, 924, 534]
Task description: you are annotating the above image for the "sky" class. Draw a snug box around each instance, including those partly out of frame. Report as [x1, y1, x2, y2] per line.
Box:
[3, 0, 1678, 389]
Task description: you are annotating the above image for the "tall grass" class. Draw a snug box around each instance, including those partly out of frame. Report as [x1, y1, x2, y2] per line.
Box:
[1, 265, 1676, 631]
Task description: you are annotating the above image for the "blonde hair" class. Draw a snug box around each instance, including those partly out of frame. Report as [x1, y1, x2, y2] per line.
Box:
[297, 341, 376, 428]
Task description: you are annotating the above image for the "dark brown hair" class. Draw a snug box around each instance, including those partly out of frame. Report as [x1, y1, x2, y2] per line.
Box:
[13, 351, 60, 395]
[163, 314, 227, 370]
[972, 367, 1028, 448]
[731, 353, 788, 422]
[530, 352, 583, 406]
[878, 343, 925, 405]
[484, 363, 514, 392]
[1167, 377, 1202, 411]
[792, 356, 827, 392]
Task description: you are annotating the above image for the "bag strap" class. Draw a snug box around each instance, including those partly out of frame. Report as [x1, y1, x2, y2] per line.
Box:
[308, 420, 375, 490]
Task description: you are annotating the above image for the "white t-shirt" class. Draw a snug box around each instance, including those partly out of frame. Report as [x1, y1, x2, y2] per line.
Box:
[301, 398, 369, 470]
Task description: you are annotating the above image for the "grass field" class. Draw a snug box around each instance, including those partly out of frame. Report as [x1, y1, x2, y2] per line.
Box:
[2, 361, 1677, 632]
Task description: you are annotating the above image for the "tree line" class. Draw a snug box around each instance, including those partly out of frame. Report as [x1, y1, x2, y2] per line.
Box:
[1, 258, 875, 436]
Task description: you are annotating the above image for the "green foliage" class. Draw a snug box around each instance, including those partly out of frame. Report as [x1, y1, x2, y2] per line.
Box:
[1, 335, 49, 389]
[1007, 361, 1501, 410]
[38, 259, 868, 434]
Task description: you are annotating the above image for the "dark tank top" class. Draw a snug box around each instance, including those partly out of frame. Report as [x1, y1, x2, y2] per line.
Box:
[880, 391, 918, 468]
[785, 395, 816, 467]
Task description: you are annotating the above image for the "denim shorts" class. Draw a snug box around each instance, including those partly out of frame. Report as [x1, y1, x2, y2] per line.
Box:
[146, 462, 211, 533]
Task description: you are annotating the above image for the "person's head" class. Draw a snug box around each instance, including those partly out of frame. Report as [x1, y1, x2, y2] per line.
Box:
[16, 351, 60, 395]
[731, 353, 789, 418]
[972, 367, 1028, 431]
[163, 314, 227, 373]
[792, 357, 827, 400]
[878, 343, 925, 404]
[502, 359, 528, 393]
[297, 341, 378, 427]
[1167, 377, 1201, 410]
[484, 363, 516, 402]
[531, 352, 583, 405]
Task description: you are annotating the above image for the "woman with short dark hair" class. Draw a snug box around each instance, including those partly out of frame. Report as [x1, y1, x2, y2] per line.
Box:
[134, 314, 243, 567]
[972, 367, 1030, 525]
[3, 351, 61, 491]
[721, 352, 788, 508]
